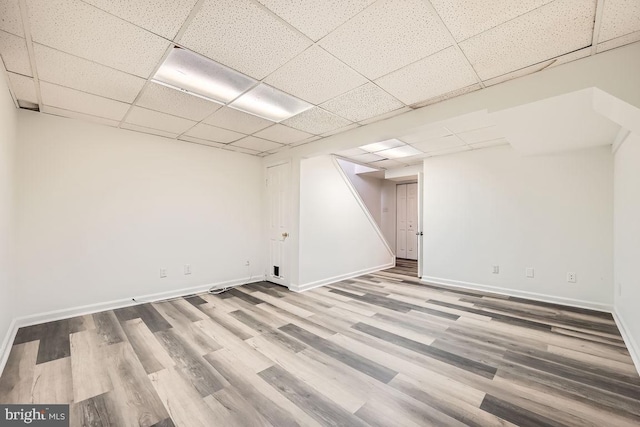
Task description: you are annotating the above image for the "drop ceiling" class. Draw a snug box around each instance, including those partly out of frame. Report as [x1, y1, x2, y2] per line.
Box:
[1, 0, 638, 157]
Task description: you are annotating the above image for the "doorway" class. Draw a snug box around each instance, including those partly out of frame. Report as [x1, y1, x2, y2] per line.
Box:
[266, 161, 290, 287]
[396, 182, 418, 261]
[391, 180, 421, 277]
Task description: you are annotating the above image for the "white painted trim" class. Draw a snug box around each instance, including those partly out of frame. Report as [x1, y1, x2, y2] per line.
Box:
[332, 156, 395, 257]
[0, 319, 19, 377]
[289, 262, 395, 293]
[0, 275, 264, 376]
[420, 275, 613, 312]
[612, 128, 630, 154]
[613, 308, 640, 376]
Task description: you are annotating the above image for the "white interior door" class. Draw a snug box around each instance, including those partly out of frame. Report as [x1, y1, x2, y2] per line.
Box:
[396, 184, 407, 258]
[267, 162, 289, 286]
[406, 183, 418, 260]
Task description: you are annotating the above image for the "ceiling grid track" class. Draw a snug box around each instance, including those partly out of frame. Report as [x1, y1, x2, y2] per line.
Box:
[117, 0, 208, 130]
[421, 0, 486, 89]
[591, 0, 606, 55]
[18, 0, 43, 107]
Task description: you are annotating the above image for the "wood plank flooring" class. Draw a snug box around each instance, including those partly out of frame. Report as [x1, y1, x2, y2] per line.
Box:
[1, 271, 639, 426]
[385, 258, 418, 277]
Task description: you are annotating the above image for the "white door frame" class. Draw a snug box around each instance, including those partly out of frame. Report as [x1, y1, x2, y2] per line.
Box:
[417, 172, 424, 279]
[264, 159, 291, 287]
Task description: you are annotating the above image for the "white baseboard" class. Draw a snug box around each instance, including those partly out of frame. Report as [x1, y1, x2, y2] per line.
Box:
[0, 274, 264, 376]
[0, 318, 18, 380]
[420, 275, 613, 312]
[612, 308, 640, 376]
[289, 262, 395, 293]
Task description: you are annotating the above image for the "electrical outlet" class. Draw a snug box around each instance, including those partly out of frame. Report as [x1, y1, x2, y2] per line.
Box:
[184, 264, 191, 275]
[159, 268, 167, 278]
[492, 265, 499, 274]
[245, 260, 250, 267]
[525, 268, 534, 278]
[566, 272, 576, 283]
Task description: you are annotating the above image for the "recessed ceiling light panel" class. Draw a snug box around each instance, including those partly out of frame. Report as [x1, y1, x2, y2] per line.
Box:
[153, 47, 257, 104]
[376, 145, 423, 158]
[359, 138, 405, 152]
[229, 83, 313, 122]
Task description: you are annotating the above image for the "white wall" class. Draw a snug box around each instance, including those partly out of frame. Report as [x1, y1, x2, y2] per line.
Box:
[15, 111, 265, 318]
[298, 155, 393, 290]
[381, 180, 396, 254]
[613, 131, 640, 366]
[0, 81, 17, 355]
[422, 145, 614, 310]
[336, 159, 383, 225]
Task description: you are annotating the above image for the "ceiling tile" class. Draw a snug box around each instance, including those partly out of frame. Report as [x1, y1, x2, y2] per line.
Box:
[7, 72, 37, 103]
[178, 135, 227, 149]
[256, 0, 375, 41]
[203, 107, 273, 134]
[430, 0, 554, 42]
[320, 83, 405, 122]
[27, 0, 170, 78]
[34, 44, 146, 103]
[178, 0, 312, 80]
[358, 106, 412, 125]
[351, 153, 384, 163]
[136, 82, 221, 121]
[282, 107, 351, 135]
[444, 111, 493, 133]
[469, 138, 510, 149]
[376, 47, 478, 105]
[125, 106, 198, 134]
[369, 159, 406, 169]
[81, 0, 199, 39]
[411, 135, 466, 153]
[224, 145, 260, 155]
[430, 145, 472, 157]
[253, 124, 313, 144]
[40, 82, 130, 121]
[184, 123, 245, 143]
[410, 84, 482, 108]
[0, 31, 31, 75]
[0, 0, 24, 36]
[40, 105, 120, 127]
[457, 126, 503, 144]
[267, 145, 290, 154]
[322, 123, 361, 137]
[597, 30, 640, 53]
[319, 0, 452, 79]
[265, 45, 368, 104]
[121, 123, 179, 139]
[290, 135, 321, 147]
[231, 136, 282, 152]
[479, 48, 591, 88]
[335, 147, 367, 157]
[399, 126, 452, 144]
[397, 153, 429, 165]
[459, 0, 596, 80]
[598, 0, 640, 42]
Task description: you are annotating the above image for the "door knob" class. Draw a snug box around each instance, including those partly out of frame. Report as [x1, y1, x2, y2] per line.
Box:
[416, 231, 423, 236]
[282, 232, 289, 238]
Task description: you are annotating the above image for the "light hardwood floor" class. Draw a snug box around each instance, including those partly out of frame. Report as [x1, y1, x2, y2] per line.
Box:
[0, 270, 639, 426]
[385, 258, 418, 277]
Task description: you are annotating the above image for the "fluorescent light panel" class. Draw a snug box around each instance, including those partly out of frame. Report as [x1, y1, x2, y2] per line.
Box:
[229, 83, 313, 122]
[359, 138, 404, 152]
[153, 47, 256, 104]
[376, 145, 423, 158]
